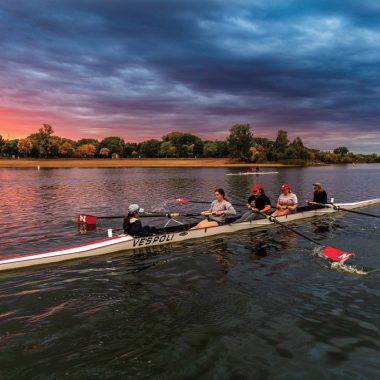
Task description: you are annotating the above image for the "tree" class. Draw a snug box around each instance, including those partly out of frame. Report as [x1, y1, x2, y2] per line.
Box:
[162, 132, 203, 157]
[333, 146, 349, 155]
[227, 124, 254, 161]
[0, 135, 5, 156]
[286, 137, 311, 160]
[48, 136, 61, 157]
[99, 136, 125, 157]
[125, 143, 138, 157]
[17, 138, 33, 157]
[99, 147, 110, 158]
[59, 141, 75, 157]
[139, 139, 161, 158]
[203, 141, 219, 157]
[272, 129, 289, 160]
[2, 139, 19, 157]
[76, 138, 99, 149]
[37, 124, 55, 157]
[76, 144, 96, 158]
[250, 144, 267, 162]
[159, 141, 176, 157]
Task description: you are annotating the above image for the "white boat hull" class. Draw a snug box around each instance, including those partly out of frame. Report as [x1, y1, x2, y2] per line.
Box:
[226, 171, 279, 176]
[1, 198, 379, 272]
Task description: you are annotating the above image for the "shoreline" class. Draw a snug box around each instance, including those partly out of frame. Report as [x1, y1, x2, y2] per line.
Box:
[0, 158, 295, 168]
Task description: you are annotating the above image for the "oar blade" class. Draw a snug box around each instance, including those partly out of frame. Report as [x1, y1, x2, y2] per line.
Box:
[322, 246, 352, 263]
[77, 214, 97, 225]
[175, 198, 190, 203]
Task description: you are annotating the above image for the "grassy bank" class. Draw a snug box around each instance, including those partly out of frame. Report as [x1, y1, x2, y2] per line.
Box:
[0, 158, 293, 168]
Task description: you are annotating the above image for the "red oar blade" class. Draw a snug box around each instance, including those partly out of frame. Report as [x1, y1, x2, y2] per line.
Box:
[175, 198, 190, 203]
[322, 246, 352, 263]
[77, 214, 97, 225]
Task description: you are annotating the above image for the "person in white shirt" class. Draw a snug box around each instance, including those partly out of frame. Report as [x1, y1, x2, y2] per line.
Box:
[271, 184, 298, 217]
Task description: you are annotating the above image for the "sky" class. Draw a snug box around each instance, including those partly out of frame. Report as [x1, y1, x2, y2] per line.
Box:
[0, 0, 380, 153]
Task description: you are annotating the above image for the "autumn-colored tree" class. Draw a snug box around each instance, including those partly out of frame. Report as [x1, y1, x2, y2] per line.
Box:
[17, 138, 33, 157]
[99, 147, 110, 157]
[59, 141, 75, 157]
[250, 144, 267, 162]
[38, 124, 55, 157]
[99, 136, 125, 156]
[76, 144, 96, 158]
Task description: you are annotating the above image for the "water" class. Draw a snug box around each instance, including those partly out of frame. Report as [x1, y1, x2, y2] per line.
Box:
[1, 165, 380, 379]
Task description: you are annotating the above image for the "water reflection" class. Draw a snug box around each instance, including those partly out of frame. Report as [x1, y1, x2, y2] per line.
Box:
[1, 165, 380, 379]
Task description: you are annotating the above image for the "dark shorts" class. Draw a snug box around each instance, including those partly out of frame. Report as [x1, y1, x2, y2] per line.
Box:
[207, 217, 224, 226]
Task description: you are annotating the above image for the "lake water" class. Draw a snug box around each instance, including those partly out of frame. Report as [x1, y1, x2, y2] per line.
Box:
[1, 165, 380, 379]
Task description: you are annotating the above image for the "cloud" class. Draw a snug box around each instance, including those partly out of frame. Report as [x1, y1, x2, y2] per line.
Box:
[0, 0, 379, 152]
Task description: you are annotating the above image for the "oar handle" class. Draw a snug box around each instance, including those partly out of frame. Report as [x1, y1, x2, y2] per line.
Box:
[306, 201, 334, 208]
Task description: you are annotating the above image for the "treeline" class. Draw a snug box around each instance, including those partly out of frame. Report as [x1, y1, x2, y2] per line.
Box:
[0, 124, 379, 164]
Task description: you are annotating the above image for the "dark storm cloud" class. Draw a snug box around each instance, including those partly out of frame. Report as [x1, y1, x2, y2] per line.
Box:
[1, 0, 380, 152]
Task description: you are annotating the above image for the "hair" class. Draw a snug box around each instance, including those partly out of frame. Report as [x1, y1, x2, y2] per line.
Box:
[123, 211, 138, 228]
[314, 185, 324, 192]
[258, 188, 266, 196]
[214, 188, 227, 200]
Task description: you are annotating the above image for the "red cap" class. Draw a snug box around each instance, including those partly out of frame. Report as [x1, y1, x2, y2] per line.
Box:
[281, 183, 290, 191]
[251, 184, 262, 192]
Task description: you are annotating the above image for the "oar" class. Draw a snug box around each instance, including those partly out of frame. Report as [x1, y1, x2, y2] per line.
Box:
[175, 197, 248, 207]
[77, 212, 214, 225]
[251, 211, 352, 263]
[307, 201, 380, 218]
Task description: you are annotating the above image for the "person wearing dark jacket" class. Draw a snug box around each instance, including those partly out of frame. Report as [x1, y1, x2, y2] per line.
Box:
[234, 184, 271, 222]
[123, 204, 158, 236]
[308, 182, 328, 209]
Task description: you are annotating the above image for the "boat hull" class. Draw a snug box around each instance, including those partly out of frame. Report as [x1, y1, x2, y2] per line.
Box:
[1, 198, 379, 272]
[226, 171, 279, 176]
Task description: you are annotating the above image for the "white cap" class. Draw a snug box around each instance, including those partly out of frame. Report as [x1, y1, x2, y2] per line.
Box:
[128, 204, 144, 214]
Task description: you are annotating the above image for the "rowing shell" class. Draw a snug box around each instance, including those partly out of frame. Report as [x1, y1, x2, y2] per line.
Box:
[1, 198, 379, 272]
[226, 171, 279, 176]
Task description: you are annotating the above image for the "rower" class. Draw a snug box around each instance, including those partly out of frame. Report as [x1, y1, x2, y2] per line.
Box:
[271, 183, 298, 217]
[191, 188, 236, 229]
[234, 184, 271, 223]
[123, 204, 158, 236]
[309, 182, 328, 209]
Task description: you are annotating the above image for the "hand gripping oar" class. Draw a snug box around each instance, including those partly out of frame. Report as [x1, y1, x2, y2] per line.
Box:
[77, 212, 215, 226]
[307, 201, 380, 218]
[175, 198, 248, 207]
[253, 211, 352, 263]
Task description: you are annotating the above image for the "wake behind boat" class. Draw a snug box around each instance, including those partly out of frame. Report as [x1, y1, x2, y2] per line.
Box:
[1, 198, 379, 272]
[226, 171, 279, 176]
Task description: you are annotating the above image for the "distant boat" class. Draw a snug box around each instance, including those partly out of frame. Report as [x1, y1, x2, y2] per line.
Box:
[226, 171, 279, 176]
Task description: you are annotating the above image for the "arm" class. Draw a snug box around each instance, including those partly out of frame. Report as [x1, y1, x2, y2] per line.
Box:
[224, 203, 236, 215]
[260, 204, 271, 213]
[201, 201, 213, 216]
